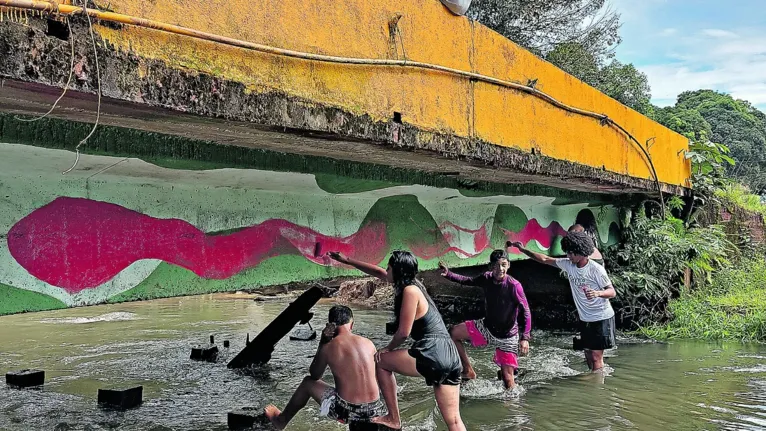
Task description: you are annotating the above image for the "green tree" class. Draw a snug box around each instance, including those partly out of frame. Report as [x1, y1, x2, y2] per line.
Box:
[596, 60, 652, 115]
[467, 0, 621, 60]
[672, 90, 766, 194]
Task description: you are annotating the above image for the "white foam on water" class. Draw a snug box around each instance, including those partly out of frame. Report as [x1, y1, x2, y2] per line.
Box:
[697, 403, 739, 414]
[459, 378, 506, 398]
[38, 312, 141, 324]
[403, 409, 437, 431]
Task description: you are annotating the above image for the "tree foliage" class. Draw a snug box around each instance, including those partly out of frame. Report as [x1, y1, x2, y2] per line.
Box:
[605, 211, 733, 327]
[467, 0, 621, 60]
[653, 90, 766, 195]
[468, 1, 654, 114]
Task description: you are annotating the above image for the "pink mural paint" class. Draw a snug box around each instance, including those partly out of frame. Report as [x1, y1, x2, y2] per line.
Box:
[7, 197, 388, 293]
[503, 219, 568, 252]
[410, 221, 491, 260]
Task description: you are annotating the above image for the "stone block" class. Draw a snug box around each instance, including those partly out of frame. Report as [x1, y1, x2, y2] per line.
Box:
[223, 340, 230, 348]
[6, 369, 45, 388]
[228, 407, 269, 430]
[191, 344, 219, 362]
[97, 386, 143, 409]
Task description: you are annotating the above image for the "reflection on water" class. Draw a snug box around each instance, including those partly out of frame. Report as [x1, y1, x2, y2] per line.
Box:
[2, 294, 766, 430]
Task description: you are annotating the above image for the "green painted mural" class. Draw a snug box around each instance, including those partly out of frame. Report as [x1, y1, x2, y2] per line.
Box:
[0, 142, 621, 315]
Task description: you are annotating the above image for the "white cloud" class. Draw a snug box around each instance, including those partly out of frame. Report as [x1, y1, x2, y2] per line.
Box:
[659, 28, 677, 37]
[638, 30, 766, 108]
[701, 28, 739, 38]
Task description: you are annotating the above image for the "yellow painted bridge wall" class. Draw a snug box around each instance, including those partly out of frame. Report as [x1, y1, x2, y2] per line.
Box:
[93, 0, 691, 188]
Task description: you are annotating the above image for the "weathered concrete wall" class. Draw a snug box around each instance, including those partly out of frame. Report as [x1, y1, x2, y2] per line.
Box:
[0, 142, 621, 315]
[0, 0, 691, 193]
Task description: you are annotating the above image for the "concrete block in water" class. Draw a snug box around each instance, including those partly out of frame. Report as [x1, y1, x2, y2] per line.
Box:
[98, 386, 143, 409]
[191, 344, 219, 362]
[228, 407, 269, 430]
[6, 369, 45, 388]
[224, 340, 230, 348]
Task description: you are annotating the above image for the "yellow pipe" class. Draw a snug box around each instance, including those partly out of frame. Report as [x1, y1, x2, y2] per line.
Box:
[0, 0, 672, 206]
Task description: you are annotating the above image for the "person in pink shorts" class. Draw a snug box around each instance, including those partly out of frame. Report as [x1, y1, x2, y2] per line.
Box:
[439, 250, 531, 389]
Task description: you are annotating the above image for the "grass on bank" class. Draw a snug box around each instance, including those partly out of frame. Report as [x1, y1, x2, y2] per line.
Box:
[640, 258, 766, 342]
[716, 183, 766, 219]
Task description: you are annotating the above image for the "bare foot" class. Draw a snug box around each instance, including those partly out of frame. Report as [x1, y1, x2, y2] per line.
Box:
[372, 414, 402, 430]
[264, 405, 287, 430]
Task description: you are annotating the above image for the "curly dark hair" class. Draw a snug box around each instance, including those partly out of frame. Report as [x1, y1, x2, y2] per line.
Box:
[561, 231, 595, 257]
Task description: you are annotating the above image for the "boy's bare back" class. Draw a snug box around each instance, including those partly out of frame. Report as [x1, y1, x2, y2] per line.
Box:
[323, 333, 379, 404]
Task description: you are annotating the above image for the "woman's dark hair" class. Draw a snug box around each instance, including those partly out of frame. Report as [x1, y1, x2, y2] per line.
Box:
[388, 250, 419, 289]
[388, 250, 428, 321]
[561, 231, 595, 257]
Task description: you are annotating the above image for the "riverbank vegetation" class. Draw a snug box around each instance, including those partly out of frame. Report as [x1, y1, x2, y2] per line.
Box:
[640, 259, 766, 342]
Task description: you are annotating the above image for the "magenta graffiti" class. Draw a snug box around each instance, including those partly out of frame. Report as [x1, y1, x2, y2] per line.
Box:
[7, 197, 574, 293]
[7, 197, 388, 293]
[503, 219, 568, 251]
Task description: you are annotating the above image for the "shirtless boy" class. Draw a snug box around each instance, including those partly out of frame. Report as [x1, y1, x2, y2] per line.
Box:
[264, 305, 385, 429]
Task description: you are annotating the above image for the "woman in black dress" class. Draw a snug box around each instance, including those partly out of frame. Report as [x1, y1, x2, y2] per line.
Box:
[328, 250, 465, 431]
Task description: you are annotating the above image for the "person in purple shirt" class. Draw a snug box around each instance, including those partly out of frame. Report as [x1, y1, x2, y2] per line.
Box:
[438, 249, 531, 389]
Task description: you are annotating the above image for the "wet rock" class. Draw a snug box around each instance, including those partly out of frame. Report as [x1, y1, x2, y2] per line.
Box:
[97, 386, 143, 410]
[223, 340, 230, 348]
[191, 344, 219, 362]
[227, 407, 269, 430]
[6, 369, 44, 388]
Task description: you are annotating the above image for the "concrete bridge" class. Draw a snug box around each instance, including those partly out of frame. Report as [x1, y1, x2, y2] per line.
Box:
[0, 0, 691, 315]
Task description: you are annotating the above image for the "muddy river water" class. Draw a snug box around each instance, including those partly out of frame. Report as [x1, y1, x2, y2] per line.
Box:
[2, 294, 766, 430]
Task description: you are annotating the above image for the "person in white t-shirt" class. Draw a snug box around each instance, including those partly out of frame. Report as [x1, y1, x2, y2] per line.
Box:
[509, 231, 616, 372]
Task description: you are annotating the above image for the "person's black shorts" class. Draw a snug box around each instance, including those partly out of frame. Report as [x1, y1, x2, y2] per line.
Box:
[580, 316, 616, 351]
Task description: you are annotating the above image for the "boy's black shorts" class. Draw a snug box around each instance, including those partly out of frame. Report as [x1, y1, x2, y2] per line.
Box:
[580, 316, 616, 351]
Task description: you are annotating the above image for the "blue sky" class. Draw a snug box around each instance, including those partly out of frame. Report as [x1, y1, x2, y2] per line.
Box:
[612, 0, 766, 110]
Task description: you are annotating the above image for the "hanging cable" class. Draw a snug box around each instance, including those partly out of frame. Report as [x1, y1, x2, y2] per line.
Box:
[0, 0, 671, 202]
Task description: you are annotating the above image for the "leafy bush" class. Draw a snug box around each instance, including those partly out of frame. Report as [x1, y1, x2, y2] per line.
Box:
[604, 210, 733, 327]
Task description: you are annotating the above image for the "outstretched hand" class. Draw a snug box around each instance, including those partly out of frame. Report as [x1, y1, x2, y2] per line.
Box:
[327, 251, 347, 264]
[438, 261, 449, 276]
[507, 241, 523, 249]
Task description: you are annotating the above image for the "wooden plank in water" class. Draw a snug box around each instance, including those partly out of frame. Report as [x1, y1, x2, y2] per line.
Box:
[227, 286, 323, 369]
